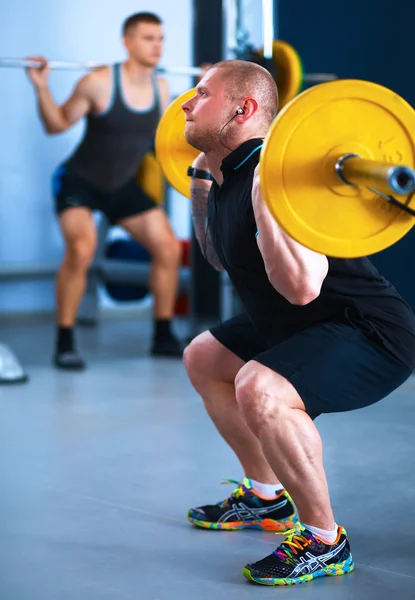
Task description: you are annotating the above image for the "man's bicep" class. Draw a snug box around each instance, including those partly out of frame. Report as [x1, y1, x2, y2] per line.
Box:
[61, 77, 93, 127]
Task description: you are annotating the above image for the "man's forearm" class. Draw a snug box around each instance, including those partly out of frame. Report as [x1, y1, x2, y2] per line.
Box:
[190, 182, 223, 271]
[36, 87, 67, 134]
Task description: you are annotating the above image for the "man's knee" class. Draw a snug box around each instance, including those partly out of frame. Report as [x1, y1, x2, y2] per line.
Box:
[184, 330, 246, 396]
[183, 332, 213, 388]
[64, 238, 95, 272]
[235, 362, 291, 435]
[154, 234, 182, 268]
[184, 330, 236, 392]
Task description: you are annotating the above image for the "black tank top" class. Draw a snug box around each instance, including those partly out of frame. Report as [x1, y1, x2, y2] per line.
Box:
[207, 138, 415, 371]
[66, 63, 161, 191]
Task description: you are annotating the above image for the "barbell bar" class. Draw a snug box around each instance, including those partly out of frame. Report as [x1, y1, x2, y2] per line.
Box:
[154, 79, 415, 259]
[0, 43, 336, 108]
[0, 56, 336, 82]
[0, 57, 204, 77]
[335, 154, 415, 197]
[303, 73, 338, 83]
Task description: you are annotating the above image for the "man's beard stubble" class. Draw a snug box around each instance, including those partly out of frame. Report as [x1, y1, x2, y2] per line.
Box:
[184, 126, 219, 153]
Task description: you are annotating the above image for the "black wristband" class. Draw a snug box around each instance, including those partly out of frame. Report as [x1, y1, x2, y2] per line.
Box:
[187, 166, 213, 181]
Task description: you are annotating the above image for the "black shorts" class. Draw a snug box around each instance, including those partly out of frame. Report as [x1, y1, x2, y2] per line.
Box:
[210, 313, 411, 420]
[52, 164, 157, 224]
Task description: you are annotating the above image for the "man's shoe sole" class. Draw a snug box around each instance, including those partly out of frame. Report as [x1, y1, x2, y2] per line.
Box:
[187, 512, 298, 531]
[242, 555, 355, 586]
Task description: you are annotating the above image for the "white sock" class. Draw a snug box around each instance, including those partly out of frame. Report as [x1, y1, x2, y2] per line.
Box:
[303, 522, 339, 544]
[250, 478, 285, 498]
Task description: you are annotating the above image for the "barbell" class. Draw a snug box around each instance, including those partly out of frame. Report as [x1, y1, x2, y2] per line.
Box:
[0, 57, 204, 77]
[154, 79, 415, 259]
[0, 40, 336, 109]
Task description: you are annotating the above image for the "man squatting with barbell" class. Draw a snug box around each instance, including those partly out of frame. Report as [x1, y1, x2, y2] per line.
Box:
[181, 60, 415, 585]
[26, 12, 184, 370]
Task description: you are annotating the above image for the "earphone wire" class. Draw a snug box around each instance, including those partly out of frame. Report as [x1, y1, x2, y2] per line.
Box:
[219, 109, 242, 151]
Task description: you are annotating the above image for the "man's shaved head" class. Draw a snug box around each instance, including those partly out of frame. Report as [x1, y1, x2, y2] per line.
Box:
[211, 60, 279, 125]
[182, 59, 279, 153]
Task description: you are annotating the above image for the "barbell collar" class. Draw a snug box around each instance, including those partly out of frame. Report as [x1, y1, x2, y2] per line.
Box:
[336, 154, 415, 196]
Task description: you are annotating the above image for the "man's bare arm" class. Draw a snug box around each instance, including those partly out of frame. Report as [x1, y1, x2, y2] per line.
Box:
[39, 78, 93, 134]
[26, 57, 95, 134]
[190, 154, 224, 271]
[252, 164, 328, 304]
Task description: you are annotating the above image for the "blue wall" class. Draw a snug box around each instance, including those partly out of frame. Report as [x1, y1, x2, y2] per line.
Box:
[0, 0, 192, 314]
[277, 0, 415, 106]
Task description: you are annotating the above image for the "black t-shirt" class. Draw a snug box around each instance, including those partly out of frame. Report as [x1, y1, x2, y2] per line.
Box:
[207, 138, 415, 371]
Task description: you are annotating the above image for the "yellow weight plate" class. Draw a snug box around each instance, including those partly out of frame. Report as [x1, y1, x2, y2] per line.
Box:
[155, 89, 199, 198]
[136, 152, 164, 205]
[273, 40, 304, 108]
[260, 79, 415, 258]
[256, 40, 304, 108]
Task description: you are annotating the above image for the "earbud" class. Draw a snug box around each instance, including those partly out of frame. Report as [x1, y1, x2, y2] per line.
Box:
[219, 107, 245, 151]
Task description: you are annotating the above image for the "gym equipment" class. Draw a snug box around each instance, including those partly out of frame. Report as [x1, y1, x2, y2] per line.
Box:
[225, 0, 338, 107]
[255, 40, 336, 108]
[258, 0, 337, 85]
[104, 238, 191, 316]
[0, 34, 336, 111]
[0, 57, 204, 77]
[105, 240, 152, 302]
[155, 89, 199, 199]
[136, 152, 165, 205]
[174, 240, 192, 316]
[260, 79, 415, 258]
[0, 343, 28, 384]
[256, 41, 303, 109]
[154, 79, 415, 259]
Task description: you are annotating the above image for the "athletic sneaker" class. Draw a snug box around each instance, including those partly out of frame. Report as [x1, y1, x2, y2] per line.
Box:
[54, 350, 86, 371]
[242, 523, 355, 586]
[187, 478, 298, 531]
[151, 335, 184, 358]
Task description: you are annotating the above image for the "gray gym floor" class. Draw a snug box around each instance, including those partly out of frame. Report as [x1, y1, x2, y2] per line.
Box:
[0, 316, 414, 600]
